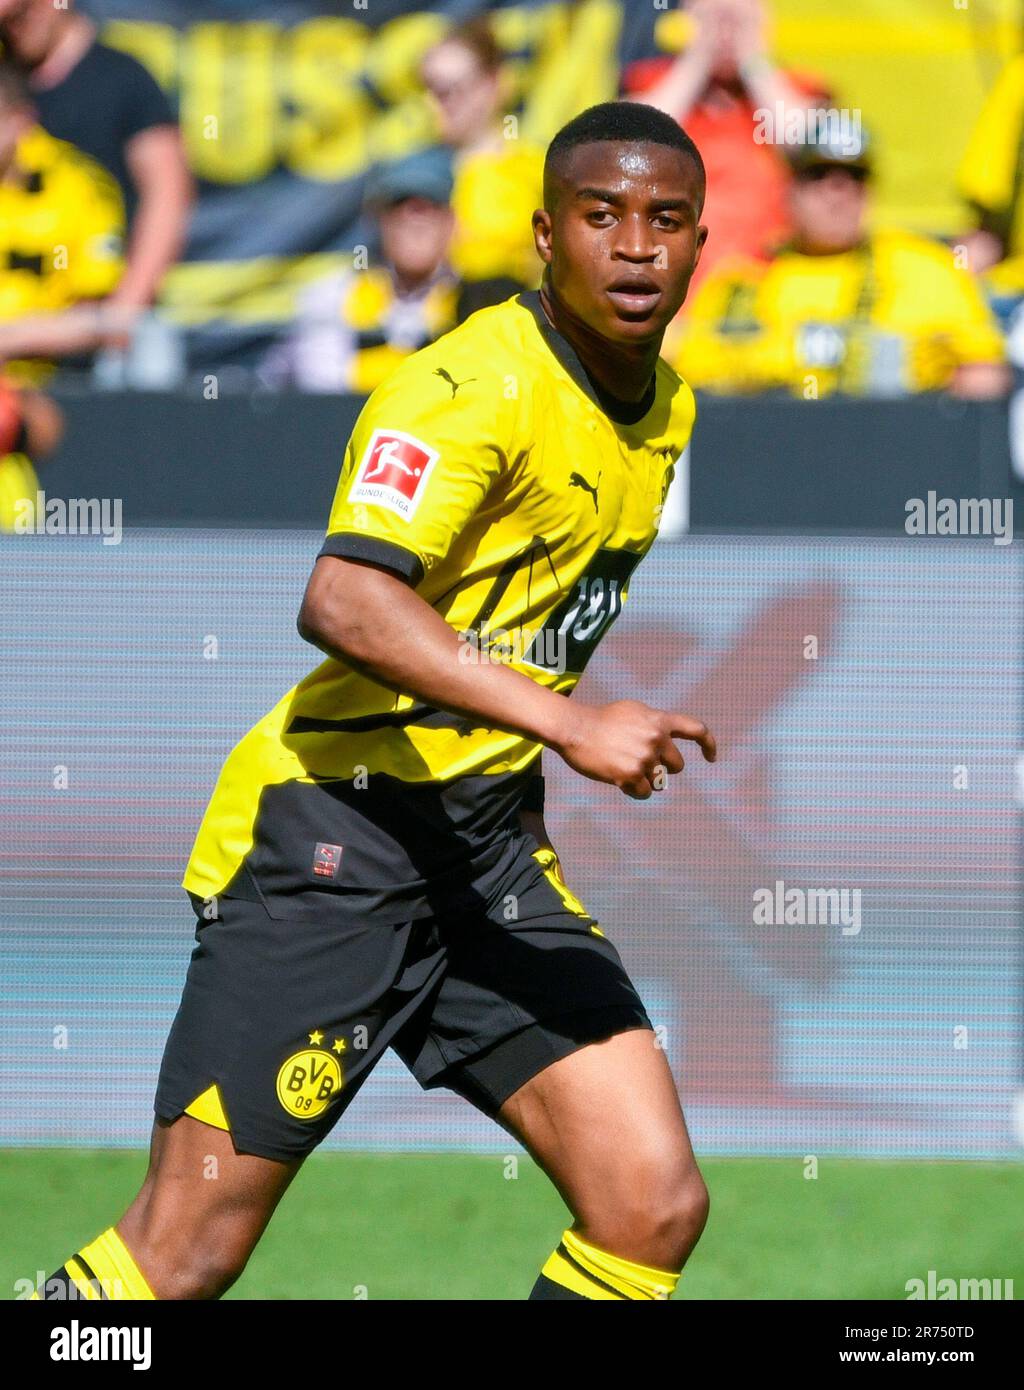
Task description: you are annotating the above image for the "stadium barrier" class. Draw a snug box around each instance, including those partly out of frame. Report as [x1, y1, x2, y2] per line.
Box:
[2, 529, 1019, 1158]
[33, 390, 1020, 534]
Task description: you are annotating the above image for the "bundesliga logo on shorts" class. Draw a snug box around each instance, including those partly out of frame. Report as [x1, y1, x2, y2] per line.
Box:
[312, 842, 343, 879]
[348, 428, 439, 520]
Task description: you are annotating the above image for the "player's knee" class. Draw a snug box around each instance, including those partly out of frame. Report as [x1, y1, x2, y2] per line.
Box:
[664, 1169, 710, 1256]
[584, 1157, 709, 1269]
[641, 1169, 708, 1266]
[140, 1234, 249, 1301]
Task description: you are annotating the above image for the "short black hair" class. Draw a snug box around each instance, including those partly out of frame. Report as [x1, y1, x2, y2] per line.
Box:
[545, 101, 706, 211]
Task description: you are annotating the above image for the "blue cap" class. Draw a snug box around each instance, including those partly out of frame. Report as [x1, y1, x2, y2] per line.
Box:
[365, 147, 455, 207]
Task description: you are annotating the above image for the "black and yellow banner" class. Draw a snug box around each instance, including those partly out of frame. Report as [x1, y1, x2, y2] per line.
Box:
[82, 0, 1020, 363]
[85, 0, 635, 362]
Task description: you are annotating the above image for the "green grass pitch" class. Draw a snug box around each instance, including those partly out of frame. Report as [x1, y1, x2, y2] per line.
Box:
[3, 1150, 1022, 1300]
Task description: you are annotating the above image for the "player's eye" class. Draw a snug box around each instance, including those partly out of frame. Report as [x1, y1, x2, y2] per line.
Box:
[586, 208, 616, 226]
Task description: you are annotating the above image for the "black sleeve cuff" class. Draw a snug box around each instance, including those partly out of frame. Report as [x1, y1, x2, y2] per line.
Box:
[520, 771, 546, 813]
[317, 532, 425, 586]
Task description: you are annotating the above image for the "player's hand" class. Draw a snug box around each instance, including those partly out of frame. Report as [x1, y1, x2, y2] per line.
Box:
[552, 699, 716, 800]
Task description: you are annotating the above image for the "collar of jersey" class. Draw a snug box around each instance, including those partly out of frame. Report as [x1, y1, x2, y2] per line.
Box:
[516, 289, 658, 427]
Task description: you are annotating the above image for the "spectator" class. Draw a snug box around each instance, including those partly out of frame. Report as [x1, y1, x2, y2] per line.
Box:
[958, 51, 1024, 275]
[671, 131, 1009, 400]
[623, 0, 828, 292]
[0, 0, 192, 339]
[0, 373, 62, 530]
[421, 17, 544, 295]
[0, 62, 126, 377]
[261, 150, 460, 395]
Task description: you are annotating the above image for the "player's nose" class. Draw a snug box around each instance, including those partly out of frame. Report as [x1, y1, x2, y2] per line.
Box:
[610, 218, 661, 263]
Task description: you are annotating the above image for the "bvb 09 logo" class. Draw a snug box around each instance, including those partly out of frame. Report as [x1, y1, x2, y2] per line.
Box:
[276, 1044, 343, 1120]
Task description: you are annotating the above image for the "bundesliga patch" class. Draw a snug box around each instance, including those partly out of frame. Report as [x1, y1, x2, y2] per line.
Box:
[312, 842, 343, 879]
[347, 428, 438, 520]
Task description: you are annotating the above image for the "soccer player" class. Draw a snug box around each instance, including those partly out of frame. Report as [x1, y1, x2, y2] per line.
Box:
[35, 101, 716, 1303]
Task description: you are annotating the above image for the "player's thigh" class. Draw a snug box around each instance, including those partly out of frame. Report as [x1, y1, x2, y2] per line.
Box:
[118, 1113, 303, 1296]
[497, 1028, 706, 1248]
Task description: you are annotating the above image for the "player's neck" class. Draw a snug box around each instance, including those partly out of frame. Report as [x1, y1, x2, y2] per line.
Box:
[538, 280, 659, 405]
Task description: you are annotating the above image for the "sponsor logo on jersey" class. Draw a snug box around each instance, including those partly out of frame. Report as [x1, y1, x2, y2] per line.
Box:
[348, 428, 438, 519]
[434, 366, 477, 397]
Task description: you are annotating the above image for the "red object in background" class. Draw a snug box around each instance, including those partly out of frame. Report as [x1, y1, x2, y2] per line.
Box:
[570, 580, 844, 1105]
[0, 378, 25, 456]
[622, 59, 831, 295]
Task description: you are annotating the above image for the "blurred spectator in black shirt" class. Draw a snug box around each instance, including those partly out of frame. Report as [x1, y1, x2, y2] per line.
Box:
[0, 0, 192, 335]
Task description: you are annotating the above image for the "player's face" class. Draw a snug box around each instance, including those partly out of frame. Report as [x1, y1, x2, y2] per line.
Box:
[536, 141, 707, 345]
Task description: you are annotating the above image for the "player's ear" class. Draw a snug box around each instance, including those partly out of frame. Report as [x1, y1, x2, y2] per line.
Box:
[693, 222, 708, 271]
[533, 208, 553, 265]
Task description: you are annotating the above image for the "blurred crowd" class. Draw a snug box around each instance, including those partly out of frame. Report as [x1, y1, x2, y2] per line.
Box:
[0, 0, 1021, 519]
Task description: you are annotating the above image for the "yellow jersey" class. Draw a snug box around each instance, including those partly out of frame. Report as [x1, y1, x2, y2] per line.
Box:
[449, 143, 545, 288]
[183, 290, 695, 921]
[0, 126, 124, 325]
[671, 229, 1005, 397]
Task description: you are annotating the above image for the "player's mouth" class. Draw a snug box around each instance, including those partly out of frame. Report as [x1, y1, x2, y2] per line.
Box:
[605, 275, 663, 317]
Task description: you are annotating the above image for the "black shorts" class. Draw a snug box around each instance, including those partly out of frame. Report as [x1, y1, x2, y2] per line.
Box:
[154, 832, 652, 1161]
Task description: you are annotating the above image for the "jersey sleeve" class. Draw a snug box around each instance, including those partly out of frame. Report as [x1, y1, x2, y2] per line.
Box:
[318, 352, 512, 586]
[670, 261, 789, 393]
[115, 49, 177, 138]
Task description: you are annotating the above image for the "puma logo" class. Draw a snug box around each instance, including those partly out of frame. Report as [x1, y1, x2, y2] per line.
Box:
[434, 366, 476, 398]
[569, 469, 601, 511]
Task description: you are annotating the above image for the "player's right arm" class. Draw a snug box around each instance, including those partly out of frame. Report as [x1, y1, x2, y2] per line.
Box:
[301, 349, 715, 798]
[299, 554, 715, 800]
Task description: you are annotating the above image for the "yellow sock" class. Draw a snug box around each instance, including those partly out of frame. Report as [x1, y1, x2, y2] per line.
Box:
[34, 1227, 156, 1301]
[533, 1228, 680, 1300]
